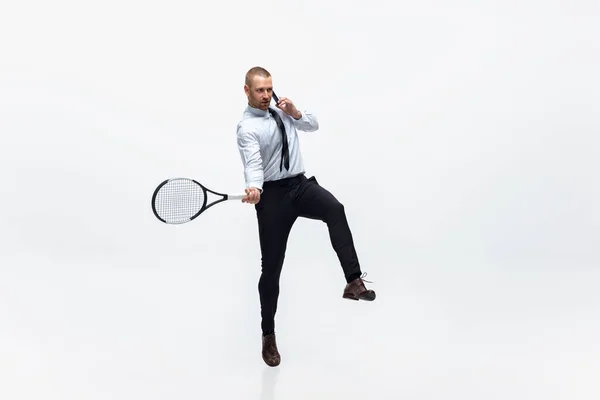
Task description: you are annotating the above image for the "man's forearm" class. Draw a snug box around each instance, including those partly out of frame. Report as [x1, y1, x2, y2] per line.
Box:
[292, 110, 319, 131]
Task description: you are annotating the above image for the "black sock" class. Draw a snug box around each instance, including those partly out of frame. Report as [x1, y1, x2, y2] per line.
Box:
[263, 330, 274, 337]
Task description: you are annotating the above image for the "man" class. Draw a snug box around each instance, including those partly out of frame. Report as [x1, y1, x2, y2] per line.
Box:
[236, 66, 375, 367]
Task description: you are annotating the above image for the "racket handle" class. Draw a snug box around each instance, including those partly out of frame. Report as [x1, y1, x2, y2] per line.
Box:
[227, 193, 246, 200]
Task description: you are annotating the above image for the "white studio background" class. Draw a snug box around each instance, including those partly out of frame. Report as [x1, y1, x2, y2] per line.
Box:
[1, 1, 599, 399]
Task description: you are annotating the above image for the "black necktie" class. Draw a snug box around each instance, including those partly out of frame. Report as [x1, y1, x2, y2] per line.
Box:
[268, 107, 289, 171]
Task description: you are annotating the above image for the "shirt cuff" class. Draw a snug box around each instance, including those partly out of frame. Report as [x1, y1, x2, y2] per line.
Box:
[247, 181, 263, 192]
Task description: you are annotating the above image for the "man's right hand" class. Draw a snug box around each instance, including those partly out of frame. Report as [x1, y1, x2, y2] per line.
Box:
[242, 187, 261, 204]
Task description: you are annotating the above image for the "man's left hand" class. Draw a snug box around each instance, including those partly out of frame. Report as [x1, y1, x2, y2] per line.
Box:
[276, 96, 302, 120]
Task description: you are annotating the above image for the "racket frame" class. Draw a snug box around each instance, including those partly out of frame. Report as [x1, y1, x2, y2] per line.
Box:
[151, 177, 245, 224]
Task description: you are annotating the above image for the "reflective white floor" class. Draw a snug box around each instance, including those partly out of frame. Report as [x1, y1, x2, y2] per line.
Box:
[1, 249, 598, 400]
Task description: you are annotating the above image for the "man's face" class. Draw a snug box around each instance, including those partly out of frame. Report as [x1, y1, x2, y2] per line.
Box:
[245, 76, 273, 110]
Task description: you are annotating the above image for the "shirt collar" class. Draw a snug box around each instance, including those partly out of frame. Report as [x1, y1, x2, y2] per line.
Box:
[246, 104, 270, 117]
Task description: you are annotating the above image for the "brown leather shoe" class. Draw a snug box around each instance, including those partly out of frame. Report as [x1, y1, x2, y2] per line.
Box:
[262, 333, 281, 367]
[343, 273, 376, 301]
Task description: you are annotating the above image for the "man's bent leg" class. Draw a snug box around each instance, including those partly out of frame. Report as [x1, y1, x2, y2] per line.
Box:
[293, 176, 375, 301]
[294, 177, 362, 283]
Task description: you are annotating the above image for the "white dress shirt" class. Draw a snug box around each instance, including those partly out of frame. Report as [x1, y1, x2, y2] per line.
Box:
[236, 104, 319, 191]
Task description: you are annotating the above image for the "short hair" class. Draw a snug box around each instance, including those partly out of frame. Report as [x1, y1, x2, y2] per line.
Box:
[245, 66, 271, 87]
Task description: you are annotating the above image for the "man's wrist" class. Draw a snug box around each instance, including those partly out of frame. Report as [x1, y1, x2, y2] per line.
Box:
[293, 110, 302, 120]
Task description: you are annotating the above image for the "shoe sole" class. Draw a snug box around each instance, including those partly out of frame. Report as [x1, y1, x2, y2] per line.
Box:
[263, 358, 280, 367]
[343, 292, 376, 301]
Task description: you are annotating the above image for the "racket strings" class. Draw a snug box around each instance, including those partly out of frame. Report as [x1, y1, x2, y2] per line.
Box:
[154, 179, 205, 224]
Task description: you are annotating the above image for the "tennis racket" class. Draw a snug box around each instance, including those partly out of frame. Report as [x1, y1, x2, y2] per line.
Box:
[151, 178, 245, 224]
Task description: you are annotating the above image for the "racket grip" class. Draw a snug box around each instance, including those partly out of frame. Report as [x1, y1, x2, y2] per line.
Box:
[227, 193, 246, 200]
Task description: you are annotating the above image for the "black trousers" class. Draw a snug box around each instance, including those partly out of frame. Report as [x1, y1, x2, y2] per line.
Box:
[254, 173, 362, 335]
